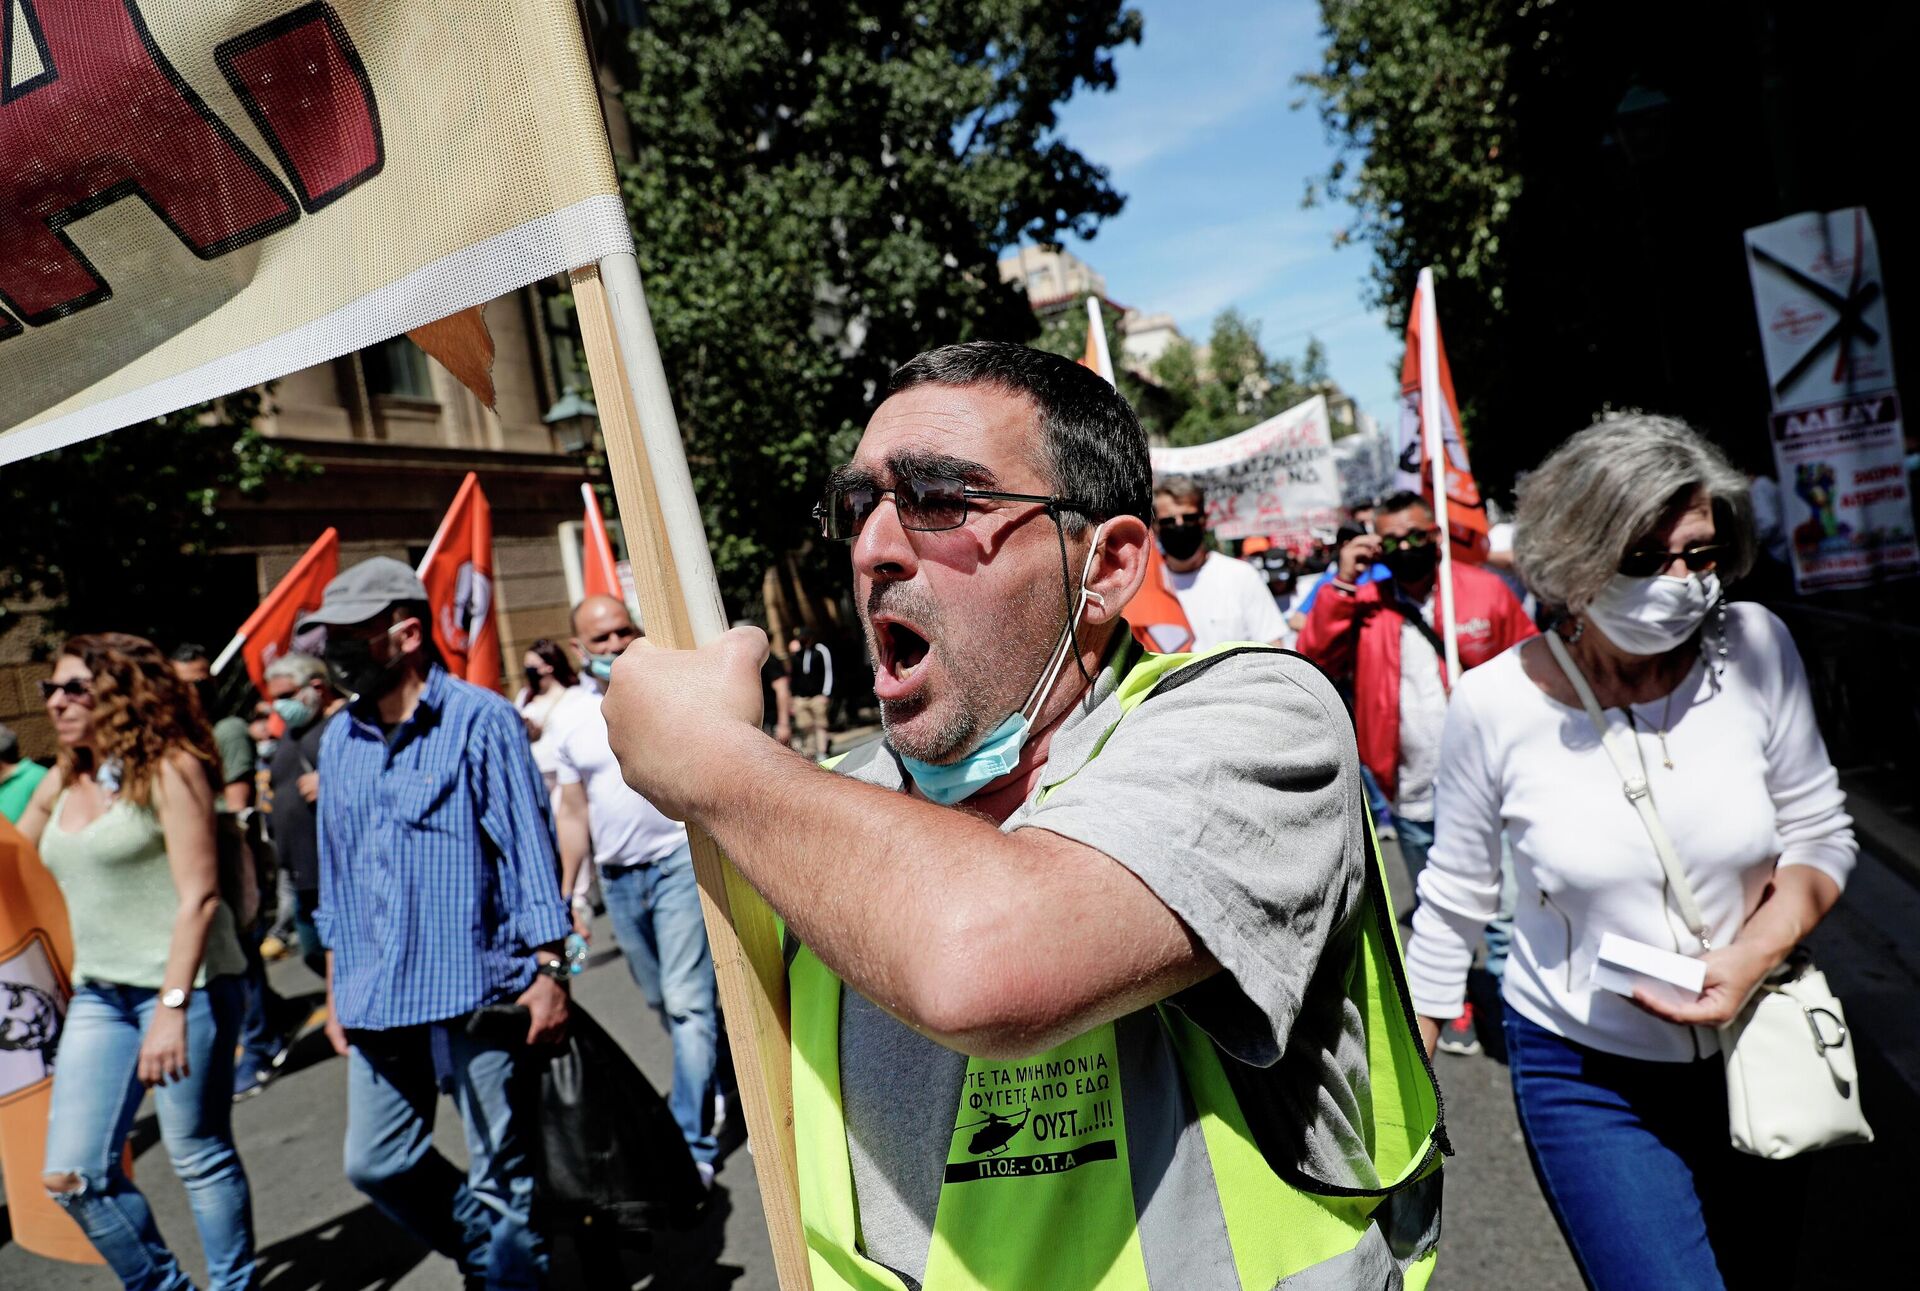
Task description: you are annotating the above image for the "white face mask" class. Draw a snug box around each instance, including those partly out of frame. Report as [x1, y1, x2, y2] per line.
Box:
[1583, 570, 1720, 656]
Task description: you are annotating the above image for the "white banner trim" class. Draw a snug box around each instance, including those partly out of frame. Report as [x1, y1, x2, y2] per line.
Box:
[0, 193, 634, 466]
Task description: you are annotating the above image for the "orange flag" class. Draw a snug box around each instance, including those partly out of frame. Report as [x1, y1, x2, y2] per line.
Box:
[581, 483, 622, 601]
[222, 528, 340, 692]
[0, 819, 109, 1265]
[1397, 276, 1490, 561]
[1129, 543, 1195, 654]
[418, 473, 502, 688]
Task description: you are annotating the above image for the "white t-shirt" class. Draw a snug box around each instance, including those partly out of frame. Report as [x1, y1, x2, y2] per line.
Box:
[1393, 590, 1447, 822]
[1405, 603, 1856, 1061]
[519, 684, 596, 779]
[1164, 551, 1288, 651]
[552, 694, 688, 870]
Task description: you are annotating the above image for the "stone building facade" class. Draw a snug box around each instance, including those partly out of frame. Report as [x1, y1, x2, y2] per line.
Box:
[0, 285, 597, 760]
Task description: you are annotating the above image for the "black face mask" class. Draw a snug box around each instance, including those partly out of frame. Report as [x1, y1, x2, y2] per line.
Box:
[193, 677, 220, 718]
[1157, 523, 1207, 562]
[325, 632, 404, 702]
[1381, 542, 1440, 583]
[524, 667, 547, 690]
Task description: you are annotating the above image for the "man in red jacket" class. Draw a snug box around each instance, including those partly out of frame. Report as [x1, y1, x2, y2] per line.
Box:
[1298, 490, 1534, 890]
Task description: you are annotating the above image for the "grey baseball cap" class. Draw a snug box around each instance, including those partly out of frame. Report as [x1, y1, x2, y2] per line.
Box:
[295, 557, 429, 634]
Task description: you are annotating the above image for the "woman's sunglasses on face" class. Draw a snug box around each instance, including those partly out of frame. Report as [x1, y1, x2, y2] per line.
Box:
[1617, 546, 1723, 579]
[39, 678, 92, 702]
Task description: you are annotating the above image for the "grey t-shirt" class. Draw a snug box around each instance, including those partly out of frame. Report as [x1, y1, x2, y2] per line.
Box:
[836, 641, 1374, 1287]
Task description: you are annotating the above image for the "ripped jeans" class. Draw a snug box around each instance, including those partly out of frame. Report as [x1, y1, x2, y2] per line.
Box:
[44, 975, 256, 1290]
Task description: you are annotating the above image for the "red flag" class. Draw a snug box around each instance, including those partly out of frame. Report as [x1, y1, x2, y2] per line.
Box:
[581, 483, 622, 601]
[229, 528, 339, 691]
[418, 473, 502, 688]
[1397, 276, 1490, 561]
[1129, 542, 1196, 654]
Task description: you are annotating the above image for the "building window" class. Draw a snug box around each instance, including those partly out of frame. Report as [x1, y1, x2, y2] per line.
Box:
[1027, 269, 1052, 294]
[362, 337, 435, 400]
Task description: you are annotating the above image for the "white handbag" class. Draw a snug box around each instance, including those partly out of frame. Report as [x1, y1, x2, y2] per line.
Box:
[1545, 632, 1873, 1159]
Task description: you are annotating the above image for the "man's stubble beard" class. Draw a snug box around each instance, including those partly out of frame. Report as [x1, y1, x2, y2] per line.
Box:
[870, 573, 1064, 765]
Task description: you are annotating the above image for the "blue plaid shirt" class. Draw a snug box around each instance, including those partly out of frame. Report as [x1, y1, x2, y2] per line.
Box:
[315, 664, 570, 1030]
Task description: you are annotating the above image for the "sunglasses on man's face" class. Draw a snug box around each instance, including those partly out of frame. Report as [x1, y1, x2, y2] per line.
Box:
[1377, 528, 1439, 553]
[39, 678, 92, 702]
[1153, 514, 1205, 532]
[814, 471, 1088, 541]
[1617, 545, 1724, 579]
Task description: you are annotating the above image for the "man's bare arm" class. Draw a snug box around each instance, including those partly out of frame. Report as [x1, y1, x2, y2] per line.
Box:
[606, 636, 1216, 1060]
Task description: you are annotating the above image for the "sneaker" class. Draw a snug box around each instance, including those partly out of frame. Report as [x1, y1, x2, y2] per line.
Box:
[232, 1054, 272, 1101]
[695, 1160, 715, 1191]
[711, 1091, 728, 1143]
[1437, 1004, 1483, 1057]
[259, 935, 292, 962]
[1378, 824, 1398, 843]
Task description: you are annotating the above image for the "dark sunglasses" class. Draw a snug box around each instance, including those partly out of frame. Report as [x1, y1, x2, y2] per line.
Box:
[1618, 545, 1724, 579]
[39, 678, 92, 701]
[1378, 528, 1439, 553]
[1153, 514, 1205, 532]
[815, 472, 1089, 541]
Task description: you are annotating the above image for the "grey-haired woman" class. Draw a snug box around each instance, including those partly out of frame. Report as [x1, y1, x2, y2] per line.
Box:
[1403, 414, 1855, 1289]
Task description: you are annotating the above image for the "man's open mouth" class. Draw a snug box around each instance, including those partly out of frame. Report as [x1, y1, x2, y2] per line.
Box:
[872, 615, 933, 699]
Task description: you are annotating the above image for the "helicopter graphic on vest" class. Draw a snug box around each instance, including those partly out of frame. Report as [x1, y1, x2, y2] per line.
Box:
[951, 1106, 1031, 1157]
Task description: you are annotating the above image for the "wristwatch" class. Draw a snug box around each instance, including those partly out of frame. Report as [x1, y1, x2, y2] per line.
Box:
[536, 957, 570, 985]
[160, 987, 188, 1009]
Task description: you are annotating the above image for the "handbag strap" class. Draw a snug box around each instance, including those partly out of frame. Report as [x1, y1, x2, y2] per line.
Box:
[1543, 632, 1713, 951]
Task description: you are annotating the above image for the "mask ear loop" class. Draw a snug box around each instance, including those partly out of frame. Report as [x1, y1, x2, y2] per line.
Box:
[1025, 515, 1108, 721]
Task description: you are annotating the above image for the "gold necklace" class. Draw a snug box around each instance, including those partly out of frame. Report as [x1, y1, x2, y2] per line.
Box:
[1625, 691, 1680, 770]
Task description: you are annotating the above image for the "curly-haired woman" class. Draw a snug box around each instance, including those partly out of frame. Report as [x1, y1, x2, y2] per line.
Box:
[17, 632, 257, 1291]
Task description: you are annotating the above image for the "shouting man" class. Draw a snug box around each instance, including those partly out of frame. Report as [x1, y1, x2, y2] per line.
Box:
[602, 343, 1443, 1288]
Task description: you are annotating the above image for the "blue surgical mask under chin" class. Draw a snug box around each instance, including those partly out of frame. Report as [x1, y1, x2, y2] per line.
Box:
[898, 523, 1107, 807]
[586, 652, 620, 682]
[899, 712, 1032, 806]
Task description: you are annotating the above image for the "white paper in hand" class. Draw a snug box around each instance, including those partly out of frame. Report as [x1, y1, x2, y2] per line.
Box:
[1592, 932, 1707, 1008]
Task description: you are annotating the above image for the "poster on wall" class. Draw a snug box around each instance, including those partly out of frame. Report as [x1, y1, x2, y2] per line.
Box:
[1149, 395, 1340, 542]
[1744, 208, 1918, 592]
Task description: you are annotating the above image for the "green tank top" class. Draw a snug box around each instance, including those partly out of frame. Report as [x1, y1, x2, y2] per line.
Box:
[39, 791, 247, 989]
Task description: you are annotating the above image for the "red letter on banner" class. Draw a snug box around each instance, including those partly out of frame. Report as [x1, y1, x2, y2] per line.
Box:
[216, 4, 383, 214]
[0, 0, 298, 325]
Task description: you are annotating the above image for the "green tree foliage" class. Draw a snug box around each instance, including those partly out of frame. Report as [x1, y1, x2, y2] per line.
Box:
[620, 0, 1142, 608]
[0, 392, 308, 653]
[1151, 310, 1328, 447]
[1030, 295, 1178, 438]
[1033, 298, 1328, 448]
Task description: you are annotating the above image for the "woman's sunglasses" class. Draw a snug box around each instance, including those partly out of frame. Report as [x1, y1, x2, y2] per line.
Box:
[814, 472, 1088, 541]
[1617, 545, 1724, 579]
[39, 678, 92, 701]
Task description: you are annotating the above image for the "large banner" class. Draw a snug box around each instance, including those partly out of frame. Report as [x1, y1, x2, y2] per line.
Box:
[1744, 209, 1918, 591]
[1149, 395, 1340, 541]
[0, 0, 634, 462]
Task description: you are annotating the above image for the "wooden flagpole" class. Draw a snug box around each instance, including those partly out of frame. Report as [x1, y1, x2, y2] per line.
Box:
[569, 254, 812, 1290]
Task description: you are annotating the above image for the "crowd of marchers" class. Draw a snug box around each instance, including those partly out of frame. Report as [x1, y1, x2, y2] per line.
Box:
[0, 343, 1857, 1291]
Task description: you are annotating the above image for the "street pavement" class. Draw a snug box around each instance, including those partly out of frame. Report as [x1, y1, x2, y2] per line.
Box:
[5, 837, 1915, 1289]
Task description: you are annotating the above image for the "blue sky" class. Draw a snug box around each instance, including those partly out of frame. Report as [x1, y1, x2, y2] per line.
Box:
[1033, 0, 1401, 428]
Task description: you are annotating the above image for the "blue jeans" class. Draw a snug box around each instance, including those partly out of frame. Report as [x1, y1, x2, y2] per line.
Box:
[1485, 836, 1517, 983]
[1505, 1008, 1802, 1289]
[343, 1022, 544, 1289]
[1394, 815, 1434, 894]
[44, 976, 256, 1291]
[1359, 763, 1393, 833]
[600, 842, 719, 1165]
